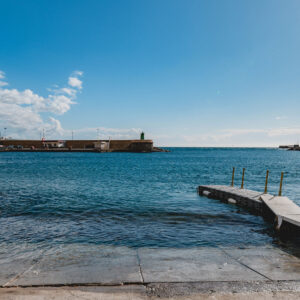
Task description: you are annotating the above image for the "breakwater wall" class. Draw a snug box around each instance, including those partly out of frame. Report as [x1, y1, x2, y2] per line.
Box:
[0, 139, 154, 152]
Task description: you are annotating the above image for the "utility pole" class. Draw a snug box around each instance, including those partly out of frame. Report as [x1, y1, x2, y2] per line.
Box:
[4, 128, 7, 140]
[97, 128, 99, 141]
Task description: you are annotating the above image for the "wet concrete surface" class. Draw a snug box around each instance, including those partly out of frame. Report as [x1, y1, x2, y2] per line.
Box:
[1, 244, 300, 287]
[0, 243, 46, 286]
[138, 247, 265, 282]
[7, 245, 142, 286]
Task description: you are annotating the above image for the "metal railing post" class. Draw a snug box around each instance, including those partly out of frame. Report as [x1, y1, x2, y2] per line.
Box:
[264, 170, 269, 194]
[241, 168, 245, 189]
[231, 167, 235, 187]
[278, 172, 284, 196]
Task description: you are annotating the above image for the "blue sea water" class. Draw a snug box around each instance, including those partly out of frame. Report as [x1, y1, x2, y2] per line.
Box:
[0, 148, 300, 249]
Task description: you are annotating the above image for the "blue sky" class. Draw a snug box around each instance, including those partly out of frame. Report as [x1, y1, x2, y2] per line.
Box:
[0, 0, 300, 146]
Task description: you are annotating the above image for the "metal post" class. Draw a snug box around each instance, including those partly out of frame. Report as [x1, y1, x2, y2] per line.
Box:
[241, 168, 245, 189]
[231, 167, 235, 187]
[278, 172, 284, 196]
[264, 170, 269, 194]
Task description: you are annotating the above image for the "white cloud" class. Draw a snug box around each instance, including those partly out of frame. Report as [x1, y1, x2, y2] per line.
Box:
[0, 71, 8, 87]
[60, 87, 76, 96]
[0, 88, 44, 106]
[0, 70, 142, 140]
[0, 81, 8, 87]
[47, 117, 65, 136]
[0, 70, 83, 138]
[68, 76, 82, 89]
[74, 70, 83, 76]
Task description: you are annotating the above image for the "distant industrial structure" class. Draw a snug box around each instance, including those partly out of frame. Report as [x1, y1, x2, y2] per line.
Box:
[279, 144, 300, 151]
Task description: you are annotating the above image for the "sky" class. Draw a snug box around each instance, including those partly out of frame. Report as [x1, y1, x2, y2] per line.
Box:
[1, 0, 300, 146]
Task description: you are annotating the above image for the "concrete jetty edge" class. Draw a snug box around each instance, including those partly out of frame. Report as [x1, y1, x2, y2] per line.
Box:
[198, 185, 300, 235]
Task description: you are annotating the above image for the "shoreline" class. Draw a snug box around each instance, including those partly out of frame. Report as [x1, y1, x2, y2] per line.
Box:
[0, 146, 168, 153]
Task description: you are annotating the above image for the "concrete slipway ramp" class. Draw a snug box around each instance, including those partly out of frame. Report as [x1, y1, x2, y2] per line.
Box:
[1, 243, 300, 287]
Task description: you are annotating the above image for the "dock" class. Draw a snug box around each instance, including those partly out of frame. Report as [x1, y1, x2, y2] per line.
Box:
[198, 185, 300, 234]
[260, 194, 300, 229]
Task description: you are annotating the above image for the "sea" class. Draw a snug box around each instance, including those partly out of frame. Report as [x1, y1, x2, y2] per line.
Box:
[1, 148, 300, 251]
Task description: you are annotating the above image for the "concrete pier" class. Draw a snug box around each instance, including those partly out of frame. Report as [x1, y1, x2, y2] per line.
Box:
[261, 194, 300, 230]
[198, 185, 300, 234]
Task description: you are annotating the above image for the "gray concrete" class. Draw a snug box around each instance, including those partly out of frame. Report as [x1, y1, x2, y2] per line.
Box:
[4, 282, 300, 300]
[6, 245, 142, 286]
[222, 246, 300, 281]
[261, 194, 300, 228]
[138, 247, 265, 282]
[1, 244, 300, 287]
[147, 281, 300, 299]
[0, 243, 46, 286]
[4, 283, 300, 299]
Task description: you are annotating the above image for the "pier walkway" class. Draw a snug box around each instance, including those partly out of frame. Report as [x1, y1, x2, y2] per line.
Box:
[198, 185, 300, 233]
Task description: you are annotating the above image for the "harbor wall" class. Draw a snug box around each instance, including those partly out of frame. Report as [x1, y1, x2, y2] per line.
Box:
[0, 139, 153, 152]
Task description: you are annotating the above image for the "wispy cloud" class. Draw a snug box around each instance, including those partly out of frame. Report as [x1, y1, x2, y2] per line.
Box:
[275, 116, 287, 121]
[68, 75, 82, 89]
[64, 127, 141, 140]
[151, 127, 300, 147]
[0, 71, 8, 87]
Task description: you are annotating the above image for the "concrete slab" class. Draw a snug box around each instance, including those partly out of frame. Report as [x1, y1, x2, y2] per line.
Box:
[233, 189, 261, 197]
[138, 247, 266, 282]
[10, 244, 142, 286]
[261, 196, 300, 216]
[0, 243, 46, 286]
[222, 246, 300, 281]
[261, 195, 300, 228]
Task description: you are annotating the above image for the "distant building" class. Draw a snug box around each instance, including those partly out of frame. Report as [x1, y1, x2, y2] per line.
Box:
[94, 141, 110, 151]
[44, 140, 66, 148]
